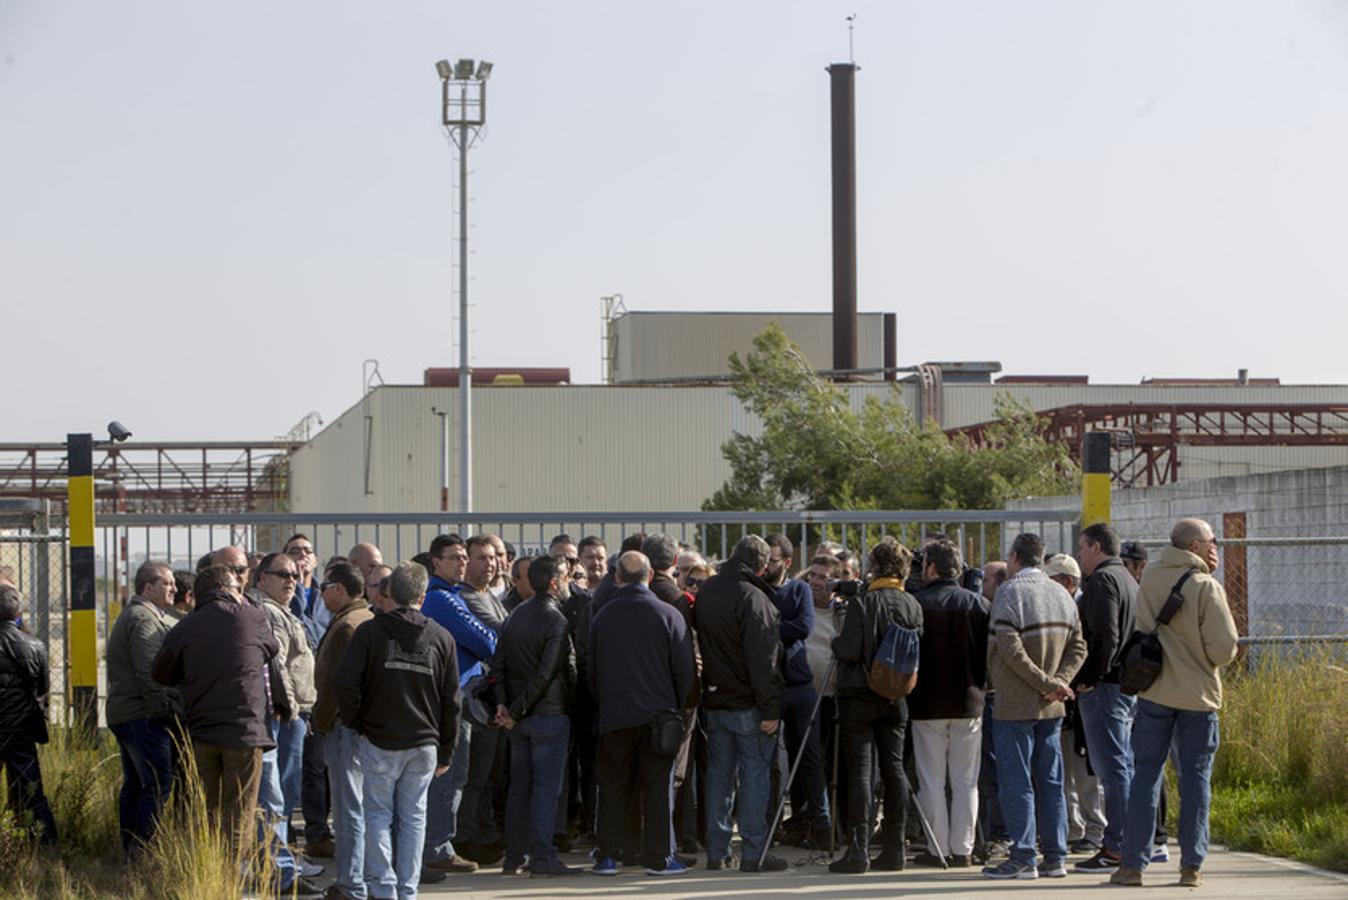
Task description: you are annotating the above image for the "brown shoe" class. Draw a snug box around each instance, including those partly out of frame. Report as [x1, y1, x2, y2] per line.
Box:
[1109, 866, 1144, 886]
[426, 853, 479, 873]
[1179, 866, 1202, 887]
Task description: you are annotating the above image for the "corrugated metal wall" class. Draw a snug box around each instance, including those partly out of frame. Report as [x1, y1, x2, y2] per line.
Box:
[612, 312, 888, 382]
[289, 381, 1348, 515]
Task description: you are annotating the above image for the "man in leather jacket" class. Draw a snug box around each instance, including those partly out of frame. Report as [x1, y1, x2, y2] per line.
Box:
[490, 555, 579, 876]
[0, 584, 56, 844]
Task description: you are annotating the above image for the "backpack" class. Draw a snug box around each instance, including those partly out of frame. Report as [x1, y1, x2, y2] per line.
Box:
[867, 620, 921, 700]
[1119, 569, 1196, 696]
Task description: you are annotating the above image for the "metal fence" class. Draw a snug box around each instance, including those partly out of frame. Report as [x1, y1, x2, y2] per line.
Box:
[0, 533, 69, 722]
[1132, 535, 1348, 645]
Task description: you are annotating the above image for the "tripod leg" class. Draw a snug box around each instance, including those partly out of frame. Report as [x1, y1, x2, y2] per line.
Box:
[758, 658, 835, 869]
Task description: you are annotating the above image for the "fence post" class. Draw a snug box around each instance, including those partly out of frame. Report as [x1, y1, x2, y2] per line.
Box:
[67, 433, 98, 732]
[1081, 432, 1111, 527]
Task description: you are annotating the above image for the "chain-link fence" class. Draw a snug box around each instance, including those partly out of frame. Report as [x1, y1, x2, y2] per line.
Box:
[0, 533, 69, 723]
[1131, 535, 1348, 646]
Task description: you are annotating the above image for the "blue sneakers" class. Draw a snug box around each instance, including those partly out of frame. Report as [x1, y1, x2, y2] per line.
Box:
[646, 858, 690, 876]
[589, 857, 618, 876]
[982, 859, 1038, 880]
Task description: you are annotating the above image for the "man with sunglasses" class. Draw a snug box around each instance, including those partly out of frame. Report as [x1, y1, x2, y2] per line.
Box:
[251, 552, 319, 887]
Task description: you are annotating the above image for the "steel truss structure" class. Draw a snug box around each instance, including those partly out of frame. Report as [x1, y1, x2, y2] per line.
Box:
[951, 404, 1348, 487]
[0, 442, 296, 514]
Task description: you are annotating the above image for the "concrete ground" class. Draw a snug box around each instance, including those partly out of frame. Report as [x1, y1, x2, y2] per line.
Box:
[340, 844, 1348, 899]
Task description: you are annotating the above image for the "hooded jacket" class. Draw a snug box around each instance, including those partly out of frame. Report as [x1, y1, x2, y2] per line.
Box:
[336, 605, 462, 765]
[693, 558, 783, 719]
[151, 590, 280, 748]
[1136, 546, 1239, 712]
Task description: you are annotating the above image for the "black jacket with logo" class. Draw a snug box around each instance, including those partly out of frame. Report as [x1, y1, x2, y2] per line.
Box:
[336, 606, 461, 765]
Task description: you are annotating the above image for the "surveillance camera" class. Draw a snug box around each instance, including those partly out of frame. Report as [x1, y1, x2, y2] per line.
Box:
[107, 421, 133, 443]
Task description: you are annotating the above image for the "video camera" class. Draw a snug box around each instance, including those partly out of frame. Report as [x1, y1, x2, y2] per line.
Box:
[828, 579, 865, 598]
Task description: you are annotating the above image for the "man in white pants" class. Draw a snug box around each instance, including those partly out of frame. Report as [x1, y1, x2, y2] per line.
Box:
[907, 540, 992, 866]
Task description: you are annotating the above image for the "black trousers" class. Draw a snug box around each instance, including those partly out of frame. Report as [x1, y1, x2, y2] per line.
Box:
[596, 724, 675, 869]
[839, 693, 909, 853]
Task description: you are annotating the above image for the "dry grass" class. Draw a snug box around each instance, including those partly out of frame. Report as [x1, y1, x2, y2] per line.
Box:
[1211, 643, 1348, 871]
[0, 728, 280, 899]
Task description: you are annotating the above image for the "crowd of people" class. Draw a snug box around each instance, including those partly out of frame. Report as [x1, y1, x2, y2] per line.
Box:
[0, 516, 1239, 896]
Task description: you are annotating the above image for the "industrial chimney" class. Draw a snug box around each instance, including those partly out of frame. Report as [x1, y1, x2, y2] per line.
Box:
[828, 63, 858, 377]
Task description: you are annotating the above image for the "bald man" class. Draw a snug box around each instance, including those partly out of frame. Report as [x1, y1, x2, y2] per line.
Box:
[348, 543, 383, 579]
[1112, 518, 1238, 888]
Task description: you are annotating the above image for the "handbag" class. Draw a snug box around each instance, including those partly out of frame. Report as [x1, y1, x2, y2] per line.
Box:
[1119, 569, 1195, 696]
[648, 712, 686, 758]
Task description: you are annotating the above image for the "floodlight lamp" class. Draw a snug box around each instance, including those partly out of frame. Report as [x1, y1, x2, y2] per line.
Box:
[454, 58, 475, 79]
[435, 59, 452, 79]
[475, 60, 493, 80]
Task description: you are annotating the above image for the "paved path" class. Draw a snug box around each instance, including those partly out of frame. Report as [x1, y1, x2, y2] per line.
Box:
[390, 844, 1348, 898]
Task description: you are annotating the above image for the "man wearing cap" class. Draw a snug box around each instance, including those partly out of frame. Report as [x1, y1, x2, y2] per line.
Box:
[1120, 542, 1148, 584]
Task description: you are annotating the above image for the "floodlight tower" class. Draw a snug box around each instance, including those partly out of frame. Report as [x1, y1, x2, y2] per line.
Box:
[436, 58, 491, 513]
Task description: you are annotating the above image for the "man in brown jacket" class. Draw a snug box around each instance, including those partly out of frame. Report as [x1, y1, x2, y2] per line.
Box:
[312, 562, 374, 900]
[1111, 518, 1238, 889]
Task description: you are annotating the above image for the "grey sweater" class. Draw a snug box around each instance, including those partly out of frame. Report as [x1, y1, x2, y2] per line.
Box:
[988, 568, 1087, 721]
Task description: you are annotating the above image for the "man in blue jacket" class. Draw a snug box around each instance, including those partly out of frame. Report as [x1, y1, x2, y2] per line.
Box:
[764, 533, 831, 847]
[420, 533, 498, 874]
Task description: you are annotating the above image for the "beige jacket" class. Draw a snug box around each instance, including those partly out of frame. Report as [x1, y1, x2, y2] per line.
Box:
[253, 590, 317, 717]
[1136, 546, 1239, 712]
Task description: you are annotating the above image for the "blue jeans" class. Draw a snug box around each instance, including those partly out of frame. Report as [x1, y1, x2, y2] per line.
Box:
[992, 717, 1068, 867]
[275, 715, 306, 826]
[259, 723, 297, 888]
[704, 707, 776, 864]
[505, 714, 570, 867]
[1122, 699, 1219, 872]
[1077, 683, 1136, 854]
[360, 737, 437, 900]
[423, 719, 471, 863]
[323, 725, 366, 899]
[109, 716, 176, 854]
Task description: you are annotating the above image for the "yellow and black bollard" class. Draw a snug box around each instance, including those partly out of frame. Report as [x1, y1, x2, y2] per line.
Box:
[1081, 431, 1111, 527]
[67, 432, 98, 732]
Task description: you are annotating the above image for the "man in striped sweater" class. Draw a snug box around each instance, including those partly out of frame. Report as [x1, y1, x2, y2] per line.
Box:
[982, 533, 1087, 881]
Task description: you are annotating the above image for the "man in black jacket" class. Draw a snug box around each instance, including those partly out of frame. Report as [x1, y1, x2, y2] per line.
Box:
[696, 534, 788, 873]
[0, 584, 56, 844]
[1071, 522, 1140, 873]
[152, 564, 282, 856]
[589, 551, 696, 876]
[909, 540, 990, 867]
[490, 556, 579, 877]
[830, 536, 924, 874]
[337, 562, 461, 900]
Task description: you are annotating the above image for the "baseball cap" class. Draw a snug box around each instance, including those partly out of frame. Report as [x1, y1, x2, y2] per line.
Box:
[1119, 541, 1149, 562]
[1043, 553, 1081, 581]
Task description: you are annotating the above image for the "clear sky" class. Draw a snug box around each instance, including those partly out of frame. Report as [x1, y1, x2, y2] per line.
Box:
[3, 1, 1346, 442]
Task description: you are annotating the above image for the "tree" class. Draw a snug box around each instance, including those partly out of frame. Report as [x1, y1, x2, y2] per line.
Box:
[702, 323, 1079, 516]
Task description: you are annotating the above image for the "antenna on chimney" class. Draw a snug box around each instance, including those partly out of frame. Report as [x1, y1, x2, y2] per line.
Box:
[846, 14, 857, 63]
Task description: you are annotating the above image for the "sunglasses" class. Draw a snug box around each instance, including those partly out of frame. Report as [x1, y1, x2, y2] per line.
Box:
[229, 565, 249, 576]
[685, 578, 704, 588]
[266, 570, 299, 580]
